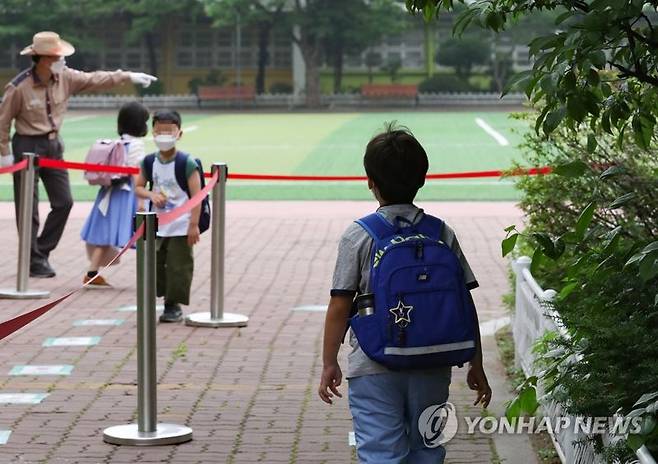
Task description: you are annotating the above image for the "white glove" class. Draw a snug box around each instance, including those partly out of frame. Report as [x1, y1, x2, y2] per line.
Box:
[129, 72, 158, 88]
[0, 154, 13, 168]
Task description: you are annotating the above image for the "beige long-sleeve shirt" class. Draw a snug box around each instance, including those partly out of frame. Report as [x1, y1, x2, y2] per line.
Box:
[0, 67, 131, 156]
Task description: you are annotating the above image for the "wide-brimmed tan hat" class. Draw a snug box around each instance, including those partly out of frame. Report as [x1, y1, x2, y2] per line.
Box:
[20, 31, 75, 57]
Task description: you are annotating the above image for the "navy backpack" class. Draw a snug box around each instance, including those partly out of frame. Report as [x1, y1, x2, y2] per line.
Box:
[350, 212, 476, 370]
[142, 151, 211, 233]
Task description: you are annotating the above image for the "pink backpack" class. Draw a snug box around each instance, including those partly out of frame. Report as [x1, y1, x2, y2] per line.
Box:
[83, 139, 126, 186]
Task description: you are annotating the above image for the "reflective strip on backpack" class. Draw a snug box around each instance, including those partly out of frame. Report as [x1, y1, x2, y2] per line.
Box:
[384, 340, 475, 356]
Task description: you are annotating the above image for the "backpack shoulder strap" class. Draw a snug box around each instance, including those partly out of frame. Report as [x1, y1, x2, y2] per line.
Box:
[174, 151, 191, 197]
[414, 213, 444, 241]
[355, 212, 396, 242]
[143, 153, 156, 183]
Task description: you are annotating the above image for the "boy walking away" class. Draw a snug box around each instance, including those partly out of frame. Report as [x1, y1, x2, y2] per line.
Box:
[135, 110, 201, 323]
[318, 124, 492, 463]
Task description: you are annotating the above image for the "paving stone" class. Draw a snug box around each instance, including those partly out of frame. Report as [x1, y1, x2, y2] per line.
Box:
[0, 201, 525, 462]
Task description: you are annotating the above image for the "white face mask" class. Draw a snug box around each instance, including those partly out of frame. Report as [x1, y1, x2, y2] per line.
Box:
[154, 134, 177, 152]
[50, 58, 65, 74]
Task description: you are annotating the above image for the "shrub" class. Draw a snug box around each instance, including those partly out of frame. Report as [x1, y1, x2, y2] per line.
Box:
[506, 112, 658, 460]
[418, 74, 475, 93]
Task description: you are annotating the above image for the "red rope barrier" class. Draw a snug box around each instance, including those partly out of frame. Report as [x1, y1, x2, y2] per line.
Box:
[0, 223, 143, 342]
[30, 156, 554, 181]
[0, 172, 215, 342]
[38, 157, 139, 175]
[0, 159, 28, 175]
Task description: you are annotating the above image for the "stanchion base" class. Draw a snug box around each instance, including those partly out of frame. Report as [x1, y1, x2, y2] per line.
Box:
[184, 312, 249, 328]
[0, 288, 50, 300]
[103, 423, 192, 446]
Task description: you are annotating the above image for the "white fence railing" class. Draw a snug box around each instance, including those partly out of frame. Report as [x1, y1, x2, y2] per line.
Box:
[62, 92, 527, 110]
[512, 256, 656, 464]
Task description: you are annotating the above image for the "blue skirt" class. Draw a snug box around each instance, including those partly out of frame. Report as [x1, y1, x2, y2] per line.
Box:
[81, 181, 137, 248]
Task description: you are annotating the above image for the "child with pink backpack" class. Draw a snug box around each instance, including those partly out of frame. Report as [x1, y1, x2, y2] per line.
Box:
[80, 101, 149, 287]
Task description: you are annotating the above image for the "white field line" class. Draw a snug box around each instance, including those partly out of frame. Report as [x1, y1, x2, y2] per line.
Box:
[475, 117, 509, 146]
[63, 115, 97, 123]
[183, 125, 198, 132]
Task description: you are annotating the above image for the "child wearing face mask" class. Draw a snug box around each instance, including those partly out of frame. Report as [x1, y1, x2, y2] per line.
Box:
[134, 109, 202, 323]
[80, 101, 149, 287]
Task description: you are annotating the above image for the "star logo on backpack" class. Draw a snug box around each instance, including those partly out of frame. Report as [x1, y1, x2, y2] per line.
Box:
[389, 300, 413, 327]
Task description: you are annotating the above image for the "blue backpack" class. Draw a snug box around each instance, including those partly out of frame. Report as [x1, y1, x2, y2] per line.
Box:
[350, 212, 476, 370]
[142, 151, 211, 233]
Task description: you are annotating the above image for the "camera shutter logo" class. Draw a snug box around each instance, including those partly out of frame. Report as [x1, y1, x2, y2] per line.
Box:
[418, 402, 458, 447]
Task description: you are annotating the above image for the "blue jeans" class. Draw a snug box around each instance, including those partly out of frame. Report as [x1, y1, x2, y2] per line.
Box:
[348, 368, 451, 464]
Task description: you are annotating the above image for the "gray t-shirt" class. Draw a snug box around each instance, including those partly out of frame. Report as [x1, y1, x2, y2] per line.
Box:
[331, 204, 479, 379]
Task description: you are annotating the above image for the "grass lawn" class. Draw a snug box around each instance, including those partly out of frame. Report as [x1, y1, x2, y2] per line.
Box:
[0, 110, 529, 201]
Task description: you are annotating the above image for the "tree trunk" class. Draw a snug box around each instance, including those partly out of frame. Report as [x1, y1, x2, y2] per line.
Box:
[305, 47, 321, 107]
[255, 21, 271, 95]
[332, 36, 344, 94]
[297, 30, 322, 108]
[145, 32, 158, 77]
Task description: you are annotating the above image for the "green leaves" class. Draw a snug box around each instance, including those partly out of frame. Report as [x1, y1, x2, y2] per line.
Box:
[575, 202, 596, 240]
[502, 71, 533, 97]
[553, 160, 588, 177]
[411, 0, 658, 151]
[542, 107, 566, 135]
[631, 112, 656, 150]
[608, 192, 636, 209]
[599, 165, 626, 180]
[502, 233, 518, 257]
[506, 377, 540, 423]
[586, 134, 598, 153]
[625, 242, 658, 282]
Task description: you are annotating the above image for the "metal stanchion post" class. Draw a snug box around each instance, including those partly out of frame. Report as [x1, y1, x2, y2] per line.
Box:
[185, 163, 248, 328]
[0, 153, 49, 299]
[103, 212, 192, 446]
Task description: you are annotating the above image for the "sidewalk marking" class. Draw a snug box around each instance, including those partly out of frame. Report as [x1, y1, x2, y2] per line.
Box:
[475, 117, 510, 146]
[292, 305, 326, 312]
[74, 319, 124, 326]
[479, 316, 511, 336]
[0, 430, 10, 445]
[117, 304, 164, 312]
[0, 393, 49, 404]
[43, 336, 101, 347]
[9, 365, 73, 376]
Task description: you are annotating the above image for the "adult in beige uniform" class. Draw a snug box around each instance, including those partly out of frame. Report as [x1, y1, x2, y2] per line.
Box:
[0, 32, 156, 277]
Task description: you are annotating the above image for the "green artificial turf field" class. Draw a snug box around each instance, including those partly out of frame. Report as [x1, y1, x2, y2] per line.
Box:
[0, 110, 529, 201]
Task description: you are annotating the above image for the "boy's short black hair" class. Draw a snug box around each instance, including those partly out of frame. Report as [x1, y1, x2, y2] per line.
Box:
[117, 101, 149, 137]
[31, 55, 41, 64]
[363, 123, 428, 204]
[152, 109, 182, 129]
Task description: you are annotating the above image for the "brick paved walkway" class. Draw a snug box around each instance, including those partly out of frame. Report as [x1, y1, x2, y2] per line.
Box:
[0, 201, 529, 464]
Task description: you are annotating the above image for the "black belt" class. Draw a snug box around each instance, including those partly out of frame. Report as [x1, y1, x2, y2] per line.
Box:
[15, 131, 58, 140]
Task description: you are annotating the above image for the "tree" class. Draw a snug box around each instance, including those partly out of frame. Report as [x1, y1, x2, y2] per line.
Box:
[120, 0, 202, 89]
[382, 56, 402, 83]
[365, 51, 383, 84]
[407, 2, 658, 458]
[407, 0, 658, 149]
[202, 0, 286, 94]
[286, 0, 333, 107]
[436, 36, 489, 78]
[323, 0, 405, 93]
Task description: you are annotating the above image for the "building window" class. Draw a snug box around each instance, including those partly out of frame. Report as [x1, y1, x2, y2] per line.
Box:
[404, 51, 423, 68]
[176, 52, 193, 68]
